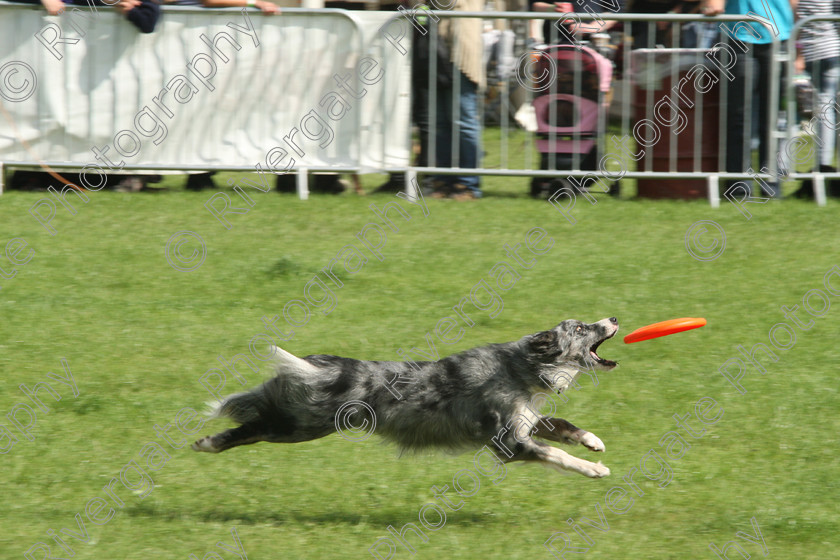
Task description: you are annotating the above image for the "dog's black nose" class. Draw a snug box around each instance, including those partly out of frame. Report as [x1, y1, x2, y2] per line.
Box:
[609, 317, 618, 324]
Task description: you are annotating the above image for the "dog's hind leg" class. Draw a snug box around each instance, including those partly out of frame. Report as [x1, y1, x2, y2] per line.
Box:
[532, 417, 605, 452]
[509, 439, 610, 478]
[191, 424, 271, 453]
[192, 421, 336, 453]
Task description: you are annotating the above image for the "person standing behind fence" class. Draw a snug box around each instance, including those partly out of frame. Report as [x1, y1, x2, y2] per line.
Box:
[528, 0, 620, 46]
[426, 0, 485, 200]
[164, 0, 279, 15]
[702, 0, 794, 197]
[796, 0, 840, 172]
[529, 1, 573, 45]
[12, 0, 163, 33]
[626, 0, 715, 49]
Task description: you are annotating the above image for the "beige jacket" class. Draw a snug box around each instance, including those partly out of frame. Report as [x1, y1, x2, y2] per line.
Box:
[437, 0, 486, 90]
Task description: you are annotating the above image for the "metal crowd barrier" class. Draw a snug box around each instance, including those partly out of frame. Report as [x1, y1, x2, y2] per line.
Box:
[381, 11, 804, 206]
[0, 4, 400, 196]
[785, 14, 840, 206]
[2, 5, 833, 205]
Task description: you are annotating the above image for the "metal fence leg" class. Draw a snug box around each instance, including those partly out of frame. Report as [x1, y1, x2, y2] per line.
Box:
[708, 174, 720, 208]
[0, 162, 4, 195]
[405, 169, 418, 199]
[814, 175, 827, 207]
[297, 168, 309, 201]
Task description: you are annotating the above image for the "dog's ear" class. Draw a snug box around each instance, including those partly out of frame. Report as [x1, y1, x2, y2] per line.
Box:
[529, 330, 561, 356]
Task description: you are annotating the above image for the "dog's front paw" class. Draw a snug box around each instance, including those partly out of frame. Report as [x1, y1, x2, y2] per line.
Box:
[584, 461, 611, 478]
[191, 436, 218, 453]
[580, 432, 605, 452]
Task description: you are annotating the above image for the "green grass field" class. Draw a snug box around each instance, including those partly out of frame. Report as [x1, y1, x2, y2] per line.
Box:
[1, 175, 838, 560]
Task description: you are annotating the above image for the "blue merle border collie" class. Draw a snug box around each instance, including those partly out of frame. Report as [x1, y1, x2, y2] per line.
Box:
[192, 318, 619, 478]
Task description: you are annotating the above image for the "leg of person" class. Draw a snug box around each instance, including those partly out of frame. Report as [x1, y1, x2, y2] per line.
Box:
[726, 42, 754, 182]
[451, 71, 482, 199]
[809, 58, 840, 168]
[755, 43, 780, 197]
[374, 28, 433, 195]
[432, 75, 455, 197]
[412, 58, 432, 192]
[414, 86, 430, 169]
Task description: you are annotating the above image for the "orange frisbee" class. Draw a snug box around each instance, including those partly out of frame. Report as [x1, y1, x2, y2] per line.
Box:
[623, 317, 706, 344]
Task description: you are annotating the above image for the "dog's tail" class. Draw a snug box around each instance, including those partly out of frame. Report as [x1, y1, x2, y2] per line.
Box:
[206, 391, 263, 424]
[207, 345, 316, 424]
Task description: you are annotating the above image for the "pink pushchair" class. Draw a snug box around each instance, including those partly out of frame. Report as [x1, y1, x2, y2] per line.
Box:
[529, 44, 613, 198]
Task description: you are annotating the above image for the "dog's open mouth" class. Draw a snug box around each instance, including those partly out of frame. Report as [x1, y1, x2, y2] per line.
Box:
[589, 333, 617, 368]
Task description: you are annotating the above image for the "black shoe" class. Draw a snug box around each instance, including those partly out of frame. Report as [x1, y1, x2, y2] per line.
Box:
[186, 172, 216, 191]
[372, 174, 406, 193]
[276, 173, 296, 193]
[795, 165, 840, 198]
[312, 174, 346, 194]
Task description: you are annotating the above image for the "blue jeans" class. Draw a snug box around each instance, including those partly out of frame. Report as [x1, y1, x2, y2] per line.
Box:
[806, 58, 840, 167]
[434, 71, 481, 194]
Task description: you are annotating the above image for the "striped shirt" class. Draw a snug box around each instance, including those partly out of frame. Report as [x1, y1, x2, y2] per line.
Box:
[798, 0, 840, 62]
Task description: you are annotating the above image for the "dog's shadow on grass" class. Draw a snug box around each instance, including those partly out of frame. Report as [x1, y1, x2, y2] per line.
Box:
[126, 502, 494, 527]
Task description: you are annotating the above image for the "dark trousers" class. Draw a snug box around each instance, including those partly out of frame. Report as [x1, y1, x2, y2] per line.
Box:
[411, 39, 430, 169]
[725, 42, 777, 175]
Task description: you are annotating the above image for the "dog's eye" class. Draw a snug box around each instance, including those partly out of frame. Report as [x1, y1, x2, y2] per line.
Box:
[575, 325, 584, 334]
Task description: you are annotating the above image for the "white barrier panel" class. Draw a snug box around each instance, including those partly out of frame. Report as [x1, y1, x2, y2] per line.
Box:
[0, 6, 411, 173]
